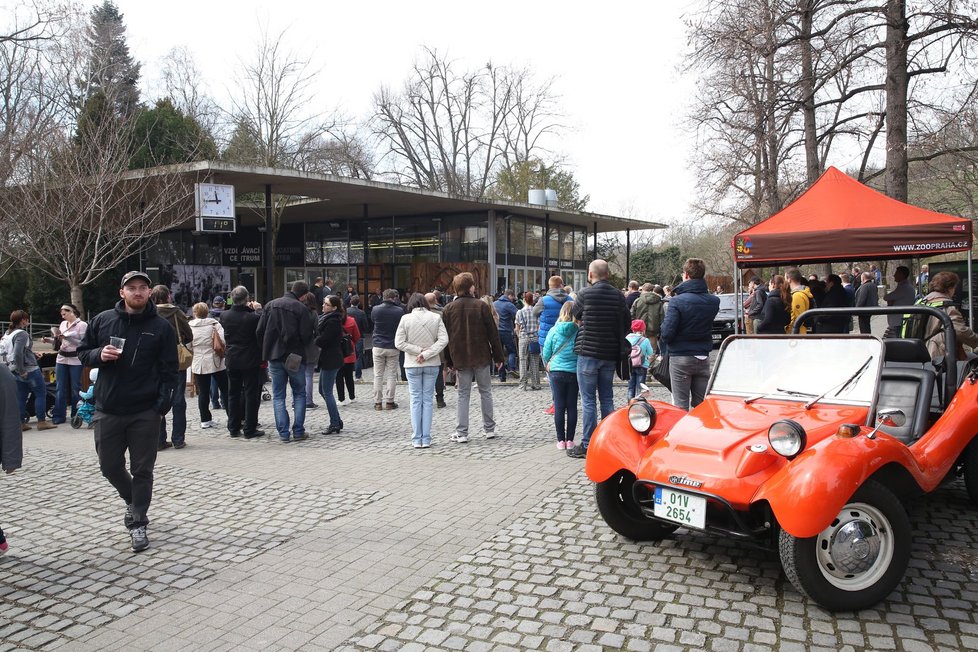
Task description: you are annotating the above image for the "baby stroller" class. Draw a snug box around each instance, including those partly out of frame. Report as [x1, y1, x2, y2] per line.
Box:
[261, 361, 271, 401]
[72, 369, 97, 429]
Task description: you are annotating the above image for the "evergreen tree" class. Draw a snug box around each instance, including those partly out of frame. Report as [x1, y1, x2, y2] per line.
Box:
[79, 0, 140, 120]
[129, 99, 218, 169]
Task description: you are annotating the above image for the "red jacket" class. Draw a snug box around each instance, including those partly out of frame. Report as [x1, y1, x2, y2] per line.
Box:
[341, 315, 361, 364]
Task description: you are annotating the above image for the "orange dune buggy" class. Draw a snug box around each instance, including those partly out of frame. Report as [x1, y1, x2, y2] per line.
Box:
[585, 306, 978, 612]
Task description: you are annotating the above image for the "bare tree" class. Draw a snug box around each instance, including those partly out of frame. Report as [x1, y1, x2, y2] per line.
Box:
[0, 1, 79, 184]
[159, 45, 220, 137]
[371, 47, 562, 197]
[0, 113, 195, 316]
[686, 0, 978, 234]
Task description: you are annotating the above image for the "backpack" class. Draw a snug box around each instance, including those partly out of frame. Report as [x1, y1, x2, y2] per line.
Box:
[629, 336, 646, 368]
[0, 330, 22, 371]
[900, 297, 953, 340]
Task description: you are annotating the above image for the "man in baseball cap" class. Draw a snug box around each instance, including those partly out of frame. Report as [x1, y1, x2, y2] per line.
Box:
[77, 269, 178, 553]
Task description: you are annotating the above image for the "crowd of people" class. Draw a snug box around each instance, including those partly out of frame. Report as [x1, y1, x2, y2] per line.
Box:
[2, 259, 973, 555]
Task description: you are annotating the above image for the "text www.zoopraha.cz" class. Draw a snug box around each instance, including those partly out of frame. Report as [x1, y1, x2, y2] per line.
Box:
[892, 241, 970, 252]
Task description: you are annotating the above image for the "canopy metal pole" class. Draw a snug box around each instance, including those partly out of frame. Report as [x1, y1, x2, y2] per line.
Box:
[969, 250, 974, 329]
[734, 261, 740, 334]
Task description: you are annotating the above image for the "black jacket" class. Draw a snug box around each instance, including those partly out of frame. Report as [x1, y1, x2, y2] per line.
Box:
[315, 311, 344, 370]
[220, 304, 263, 370]
[757, 294, 790, 334]
[371, 300, 405, 349]
[347, 306, 368, 339]
[572, 280, 630, 361]
[816, 285, 852, 333]
[256, 291, 314, 363]
[0, 366, 22, 472]
[747, 287, 768, 318]
[77, 299, 178, 416]
[660, 278, 721, 356]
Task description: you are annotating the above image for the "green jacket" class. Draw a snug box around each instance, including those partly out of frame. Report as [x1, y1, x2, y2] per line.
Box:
[631, 292, 664, 337]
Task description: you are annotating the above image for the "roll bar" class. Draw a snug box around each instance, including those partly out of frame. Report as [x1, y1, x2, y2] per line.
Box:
[794, 305, 957, 405]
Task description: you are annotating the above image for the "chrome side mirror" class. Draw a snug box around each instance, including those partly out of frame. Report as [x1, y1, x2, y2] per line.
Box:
[866, 408, 906, 440]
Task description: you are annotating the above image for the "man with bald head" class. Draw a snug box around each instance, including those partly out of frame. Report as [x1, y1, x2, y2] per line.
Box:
[567, 259, 630, 459]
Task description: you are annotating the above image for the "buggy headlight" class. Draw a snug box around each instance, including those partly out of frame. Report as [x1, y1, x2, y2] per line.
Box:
[628, 401, 656, 435]
[768, 420, 807, 458]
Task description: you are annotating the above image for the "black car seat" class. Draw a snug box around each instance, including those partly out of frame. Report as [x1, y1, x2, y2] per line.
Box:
[876, 367, 934, 444]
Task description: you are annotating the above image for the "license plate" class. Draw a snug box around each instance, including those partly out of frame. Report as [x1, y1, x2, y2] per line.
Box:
[712, 333, 723, 342]
[654, 487, 707, 529]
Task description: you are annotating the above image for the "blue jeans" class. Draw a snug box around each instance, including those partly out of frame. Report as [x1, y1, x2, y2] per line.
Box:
[209, 375, 226, 409]
[318, 366, 341, 427]
[549, 370, 579, 444]
[16, 368, 47, 422]
[499, 330, 517, 376]
[269, 360, 306, 440]
[406, 366, 439, 445]
[628, 367, 648, 400]
[576, 356, 616, 449]
[353, 340, 365, 379]
[53, 363, 82, 423]
[160, 384, 187, 446]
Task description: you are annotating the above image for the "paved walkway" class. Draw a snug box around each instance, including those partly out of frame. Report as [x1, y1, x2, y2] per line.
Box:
[1, 372, 976, 651]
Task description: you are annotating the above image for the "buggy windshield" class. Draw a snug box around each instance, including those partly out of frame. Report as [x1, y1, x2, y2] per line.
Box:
[710, 336, 884, 406]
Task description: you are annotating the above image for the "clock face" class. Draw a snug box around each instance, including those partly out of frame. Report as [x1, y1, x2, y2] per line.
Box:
[197, 183, 235, 218]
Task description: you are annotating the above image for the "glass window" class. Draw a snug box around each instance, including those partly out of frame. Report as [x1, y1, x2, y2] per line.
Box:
[508, 217, 525, 256]
[577, 228, 588, 262]
[285, 268, 305, 293]
[526, 222, 544, 259]
[495, 216, 507, 264]
[461, 226, 487, 261]
[394, 219, 439, 263]
[561, 227, 574, 262]
[349, 222, 366, 265]
[194, 234, 222, 265]
[548, 227, 559, 261]
[368, 221, 393, 264]
[147, 232, 189, 268]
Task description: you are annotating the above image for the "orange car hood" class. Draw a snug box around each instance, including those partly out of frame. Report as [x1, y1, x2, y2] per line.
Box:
[636, 394, 869, 508]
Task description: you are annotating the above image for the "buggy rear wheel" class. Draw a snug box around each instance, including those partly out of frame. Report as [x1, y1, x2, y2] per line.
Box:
[594, 470, 678, 541]
[779, 480, 910, 612]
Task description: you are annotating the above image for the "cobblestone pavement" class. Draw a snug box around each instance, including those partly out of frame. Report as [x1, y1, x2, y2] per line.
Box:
[1, 370, 977, 651]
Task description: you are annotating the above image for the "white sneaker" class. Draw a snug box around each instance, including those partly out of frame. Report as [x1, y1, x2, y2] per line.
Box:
[201, 421, 215, 429]
[337, 399, 348, 406]
[454, 435, 468, 444]
[485, 431, 497, 439]
[347, 397, 356, 404]
[412, 441, 423, 448]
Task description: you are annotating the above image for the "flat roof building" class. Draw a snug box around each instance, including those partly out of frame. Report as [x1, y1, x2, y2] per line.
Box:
[138, 161, 665, 305]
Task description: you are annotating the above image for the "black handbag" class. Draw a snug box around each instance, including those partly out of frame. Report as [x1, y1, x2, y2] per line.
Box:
[616, 308, 631, 381]
[651, 352, 671, 391]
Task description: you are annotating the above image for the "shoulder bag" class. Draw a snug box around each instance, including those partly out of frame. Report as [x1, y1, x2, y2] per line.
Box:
[212, 325, 225, 358]
[544, 333, 572, 372]
[173, 316, 193, 371]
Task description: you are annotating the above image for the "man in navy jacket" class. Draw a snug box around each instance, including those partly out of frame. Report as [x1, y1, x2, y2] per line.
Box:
[659, 259, 720, 410]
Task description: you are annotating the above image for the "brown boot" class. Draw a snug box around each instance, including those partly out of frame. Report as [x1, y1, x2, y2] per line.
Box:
[36, 421, 56, 431]
[21, 422, 32, 431]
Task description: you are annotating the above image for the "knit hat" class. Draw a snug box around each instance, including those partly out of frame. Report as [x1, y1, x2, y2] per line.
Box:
[630, 319, 646, 332]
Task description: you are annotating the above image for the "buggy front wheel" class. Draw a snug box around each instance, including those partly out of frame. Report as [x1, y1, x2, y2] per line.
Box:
[71, 415, 83, 429]
[964, 438, 978, 505]
[594, 470, 678, 541]
[779, 480, 910, 612]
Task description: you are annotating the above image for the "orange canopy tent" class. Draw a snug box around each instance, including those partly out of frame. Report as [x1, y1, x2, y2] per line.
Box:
[733, 166, 972, 267]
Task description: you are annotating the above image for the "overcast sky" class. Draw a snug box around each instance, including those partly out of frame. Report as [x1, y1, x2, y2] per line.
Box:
[115, 0, 700, 228]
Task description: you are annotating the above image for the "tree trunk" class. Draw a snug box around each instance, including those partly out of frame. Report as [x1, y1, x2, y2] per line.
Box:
[70, 283, 85, 320]
[885, 0, 909, 203]
[798, 0, 830, 279]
